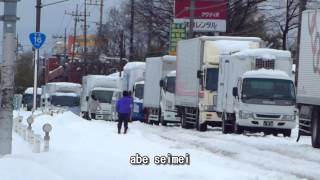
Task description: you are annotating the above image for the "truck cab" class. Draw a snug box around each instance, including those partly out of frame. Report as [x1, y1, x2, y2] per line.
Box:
[50, 92, 80, 114]
[132, 81, 144, 121]
[233, 71, 296, 135]
[160, 71, 178, 125]
[22, 87, 42, 111]
[88, 87, 121, 120]
[216, 49, 296, 136]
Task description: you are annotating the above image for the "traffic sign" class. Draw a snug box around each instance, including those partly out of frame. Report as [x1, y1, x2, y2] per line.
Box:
[29, 32, 46, 49]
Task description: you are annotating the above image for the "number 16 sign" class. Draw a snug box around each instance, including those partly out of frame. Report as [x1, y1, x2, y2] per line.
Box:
[29, 32, 46, 49]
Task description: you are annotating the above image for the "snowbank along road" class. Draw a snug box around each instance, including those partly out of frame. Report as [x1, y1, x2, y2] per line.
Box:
[0, 110, 319, 180]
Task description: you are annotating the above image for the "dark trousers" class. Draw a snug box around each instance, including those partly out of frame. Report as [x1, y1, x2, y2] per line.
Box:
[91, 113, 96, 120]
[118, 113, 130, 133]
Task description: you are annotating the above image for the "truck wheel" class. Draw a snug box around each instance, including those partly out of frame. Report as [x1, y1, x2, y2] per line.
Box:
[283, 129, 291, 137]
[160, 116, 167, 126]
[222, 113, 231, 134]
[234, 123, 243, 134]
[311, 109, 320, 148]
[197, 122, 207, 132]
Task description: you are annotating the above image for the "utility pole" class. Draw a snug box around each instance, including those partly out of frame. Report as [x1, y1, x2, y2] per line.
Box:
[0, 0, 18, 155]
[66, 4, 84, 62]
[188, 0, 196, 39]
[295, 0, 307, 85]
[64, 28, 67, 61]
[129, 0, 134, 61]
[99, 0, 104, 35]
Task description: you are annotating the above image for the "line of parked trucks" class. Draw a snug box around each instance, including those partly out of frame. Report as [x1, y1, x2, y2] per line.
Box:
[20, 10, 320, 148]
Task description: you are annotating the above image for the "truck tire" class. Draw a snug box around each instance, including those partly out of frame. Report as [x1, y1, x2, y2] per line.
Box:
[181, 110, 192, 129]
[197, 121, 207, 132]
[311, 109, 320, 148]
[160, 116, 167, 126]
[222, 113, 232, 134]
[234, 123, 243, 134]
[283, 129, 291, 137]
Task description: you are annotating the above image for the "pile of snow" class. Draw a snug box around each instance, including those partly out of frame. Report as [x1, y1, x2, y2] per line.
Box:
[243, 69, 291, 80]
[4, 110, 320, 180]
[46, 82, 82, 95]
[234, 48, 291, 59]
[24, 87, 42, 95]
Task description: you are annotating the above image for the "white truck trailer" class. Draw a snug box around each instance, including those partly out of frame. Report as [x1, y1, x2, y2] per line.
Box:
[122, 62, 146, 121]
[216, 49, 296, 136]
[143, 56, 176, 124]
[159, 70, 177, 125]
[80, 75, 121, 120]
[175, 36, 262, 131]
[297, 10, 320, 148]
[42, 82, 82, 114]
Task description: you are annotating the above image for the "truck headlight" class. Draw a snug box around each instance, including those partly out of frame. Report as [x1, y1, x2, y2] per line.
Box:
[282, 115, 295, 121]
[239, 111, 253, 119]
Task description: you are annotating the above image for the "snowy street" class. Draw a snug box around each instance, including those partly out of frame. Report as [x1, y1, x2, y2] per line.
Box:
[0, 110, 318, 180]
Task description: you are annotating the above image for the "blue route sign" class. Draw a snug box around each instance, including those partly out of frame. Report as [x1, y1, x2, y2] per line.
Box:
[29, 32, 46, 49]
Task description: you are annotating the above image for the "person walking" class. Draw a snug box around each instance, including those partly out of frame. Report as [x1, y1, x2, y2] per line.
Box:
[88, 95, 100, 120]
[116, 91, 133, 134]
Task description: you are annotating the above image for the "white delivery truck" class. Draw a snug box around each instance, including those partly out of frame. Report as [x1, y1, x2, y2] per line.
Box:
[296, 10, 320, 148]
[43, 82, 82, 114]
[81, 75, 121, 120]
[216, 48, 296, 136]
[122, 62, 146, 121]
[144, 56, 176, 125]
[175, 36, 262, 131]
[22, 87, 42, 111]
[159, 70, 177, 125]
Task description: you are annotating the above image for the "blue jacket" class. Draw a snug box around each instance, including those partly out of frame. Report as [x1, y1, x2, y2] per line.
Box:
[116, 96, 133, 114]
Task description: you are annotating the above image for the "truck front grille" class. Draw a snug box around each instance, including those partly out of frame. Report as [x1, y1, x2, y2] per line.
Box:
[256, 114, 280, 119]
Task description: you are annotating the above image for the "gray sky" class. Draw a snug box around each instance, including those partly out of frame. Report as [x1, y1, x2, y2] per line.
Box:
[15, 0, 123, 52]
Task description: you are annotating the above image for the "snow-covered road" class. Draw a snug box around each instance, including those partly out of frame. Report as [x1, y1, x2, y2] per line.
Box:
[0, 110, 319, 180]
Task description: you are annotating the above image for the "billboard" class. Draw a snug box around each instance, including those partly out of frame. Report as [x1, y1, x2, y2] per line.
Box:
[169, 23, 187, 55]
[174, 0, 227, 32]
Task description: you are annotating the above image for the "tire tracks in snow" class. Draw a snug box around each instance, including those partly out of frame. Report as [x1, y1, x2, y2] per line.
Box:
[138, 124, 319, 180]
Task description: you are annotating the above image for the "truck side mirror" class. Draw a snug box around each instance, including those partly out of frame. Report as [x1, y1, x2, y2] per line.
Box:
[232, 87, 238, 97]
[197, 70, 203, 79]
[159, 80, 164, 87]
[86, 96, 89, 101]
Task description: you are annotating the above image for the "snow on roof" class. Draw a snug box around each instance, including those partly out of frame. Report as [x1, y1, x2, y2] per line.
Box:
[243, 69, 291, 80]
[209, 40, 259, 55]
[24, 87, 42, 95]
[47, 82, 81, 88]
[92, 87, 120, 91]
[123, 62, 145, 71]
[162, 55, 176, 62]
[167, 70, 176, 77]
[200, 36, 262, 42]
[108, 72, 123, 77]
[52, 92, 79, 97]
[233, 48, 291, 59]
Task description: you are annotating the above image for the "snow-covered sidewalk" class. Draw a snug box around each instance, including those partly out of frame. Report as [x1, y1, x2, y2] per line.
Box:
[0, 110, 319, 180]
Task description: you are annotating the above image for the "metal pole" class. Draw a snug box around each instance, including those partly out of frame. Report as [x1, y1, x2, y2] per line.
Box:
[129, 0, 134, 61]
[188, 0, 195, 39]
[84, 0, 87, 69]
[33, 0, 42, 111]
[99, 0, 103, 35]
[0, 0, 18, 155]
[72, 4, 79, 62]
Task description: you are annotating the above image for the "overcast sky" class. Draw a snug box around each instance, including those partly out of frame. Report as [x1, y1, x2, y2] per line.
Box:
[14, 0, 123, 52]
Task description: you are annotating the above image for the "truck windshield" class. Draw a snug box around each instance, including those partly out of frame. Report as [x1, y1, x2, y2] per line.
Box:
[51, 96, 80, 107]
[205, 68, 219, 91]
[242, 78, 296, 106]
[134, 84, 144, 99]
[167, 77, 176, 94]
[92, 90, 113, 103]
[22, 94, 41, 106]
